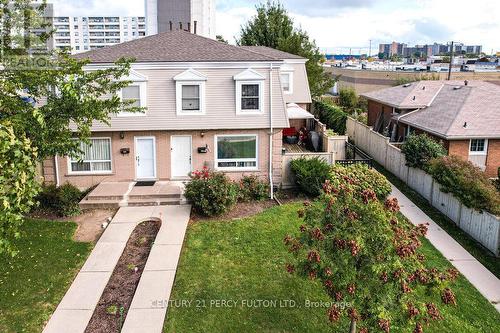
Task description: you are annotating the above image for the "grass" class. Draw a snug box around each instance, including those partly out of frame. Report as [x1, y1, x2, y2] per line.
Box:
[374, 162, 500, 278]
[164, 204, 500, 333]
[0, 219, 92, 333]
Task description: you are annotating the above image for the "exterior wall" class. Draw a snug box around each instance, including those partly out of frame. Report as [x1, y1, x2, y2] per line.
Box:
[326, 67, 500, 94]
[367, 100, 392, 127]
[48, 129, 283, 189]
[485, 139, 500, 178]
[448, 140, 469, 160]
[88, 66, 289, 131]
[282, 62, 312, 105]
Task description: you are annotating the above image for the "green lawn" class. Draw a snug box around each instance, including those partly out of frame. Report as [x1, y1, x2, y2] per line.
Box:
[0, 219, 92, 333]
[164, 204, 500, 333]
[374, 162, 500, 278]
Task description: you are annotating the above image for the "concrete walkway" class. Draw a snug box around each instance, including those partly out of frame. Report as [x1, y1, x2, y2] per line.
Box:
[390, 185, 500, 312]
[43, 205, 191, 333]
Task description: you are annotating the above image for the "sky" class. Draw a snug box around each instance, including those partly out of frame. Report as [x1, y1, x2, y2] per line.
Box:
[50, 0, 500, 55]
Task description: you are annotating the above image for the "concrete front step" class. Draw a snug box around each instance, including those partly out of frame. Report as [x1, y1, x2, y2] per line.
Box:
[85, 195, 124, 201]
[128, 193, 181, 200]
[80, 199, 182, 209]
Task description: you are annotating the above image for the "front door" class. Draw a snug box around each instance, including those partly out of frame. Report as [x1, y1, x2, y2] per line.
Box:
[171, 136, 192, 178]
[135, 137, 156, 179]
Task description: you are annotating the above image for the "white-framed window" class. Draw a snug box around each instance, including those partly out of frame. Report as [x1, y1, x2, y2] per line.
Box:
[236, 81, 264, 114]
[118, 81, 147, 117]
[234, 68, 265, 115]
[469, 139, 487, 155]
[280, 71, 293, 94]
[176, 81, 205, 115]
[68, 138, 112, 174]
[174, 69, 207, 115]
[215, 134, 258, 171]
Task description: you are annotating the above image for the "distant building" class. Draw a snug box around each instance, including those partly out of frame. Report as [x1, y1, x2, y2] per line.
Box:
[145, 0, 216, 38]
[52, 16, 146, 54]
[378, 41, 483, 59]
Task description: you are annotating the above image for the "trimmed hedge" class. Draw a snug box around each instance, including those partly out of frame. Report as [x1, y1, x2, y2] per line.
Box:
[330, 163, 392, 200]
[401, 134, 447, 171]
[290, 157, 331, 197]
[313, 100, 348, 134]
[429, 156, 500, 215]
[36, 183, 84, 217]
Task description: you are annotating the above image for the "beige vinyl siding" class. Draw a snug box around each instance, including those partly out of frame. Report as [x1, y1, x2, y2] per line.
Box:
[282, 62, 312, 105]
[89, 66, 289, 132]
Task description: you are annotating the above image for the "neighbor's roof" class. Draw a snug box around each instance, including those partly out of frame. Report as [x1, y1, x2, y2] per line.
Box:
[287, 103, 315, 119]
[390, 81, 500, 139]
[74, 30, 279, 63]
[240, 46, 306, 60]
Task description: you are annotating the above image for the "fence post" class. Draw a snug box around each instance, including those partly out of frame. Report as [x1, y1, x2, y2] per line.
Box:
[457, 202, 463, 228]
[429, 178, 434, 205]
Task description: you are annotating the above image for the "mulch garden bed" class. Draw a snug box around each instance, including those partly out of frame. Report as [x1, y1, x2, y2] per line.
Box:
[85, 220, 161, 333]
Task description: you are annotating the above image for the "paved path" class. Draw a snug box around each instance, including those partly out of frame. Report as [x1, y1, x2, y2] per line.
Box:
[390, 185, 500, 312]
[43, 205, 191, 333]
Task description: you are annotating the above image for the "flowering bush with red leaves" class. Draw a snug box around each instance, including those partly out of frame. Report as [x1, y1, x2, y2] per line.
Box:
[185, 167, 238, 216]
[284, 171, 457, 332]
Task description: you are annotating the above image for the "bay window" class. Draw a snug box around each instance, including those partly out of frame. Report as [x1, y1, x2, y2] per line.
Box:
[69, 138, 112, 174]
[215, 135, 258, 170]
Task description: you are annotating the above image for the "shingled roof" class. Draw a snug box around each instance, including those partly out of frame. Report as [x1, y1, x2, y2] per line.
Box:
[366, 81, 500, 139]
[239, 46, 306, 60]
[74, 30, 278, 63]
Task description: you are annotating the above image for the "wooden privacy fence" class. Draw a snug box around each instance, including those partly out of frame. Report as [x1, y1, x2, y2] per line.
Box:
[347, 118, 500, 256]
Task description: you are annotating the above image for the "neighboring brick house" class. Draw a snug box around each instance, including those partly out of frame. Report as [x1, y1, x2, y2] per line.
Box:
[362, 80, 500, 177]
[42, 30, 313, 189]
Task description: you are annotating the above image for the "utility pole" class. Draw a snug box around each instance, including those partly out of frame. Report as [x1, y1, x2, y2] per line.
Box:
[447, 41, 454, 80]
[369, 39, 372, 57]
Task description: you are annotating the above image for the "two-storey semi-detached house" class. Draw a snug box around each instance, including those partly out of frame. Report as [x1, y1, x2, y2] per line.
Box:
[41, 31, 312, 190]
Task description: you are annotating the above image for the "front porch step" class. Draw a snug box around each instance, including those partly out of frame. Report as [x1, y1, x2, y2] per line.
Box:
[127, 193, 181, 200]
[85, 195, 124, 201]
[127, 198, 181, 207]
[79, 199, 122, 210]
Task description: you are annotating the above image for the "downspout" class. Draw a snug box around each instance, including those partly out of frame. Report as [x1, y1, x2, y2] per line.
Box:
[269, 63, 274, 199]
[54, 155, 60, 187]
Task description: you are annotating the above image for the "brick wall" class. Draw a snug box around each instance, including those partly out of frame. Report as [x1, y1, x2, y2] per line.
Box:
[367, 100, 392, 128]
[49, 129, 284, 189]
[485, 139, 500, 178]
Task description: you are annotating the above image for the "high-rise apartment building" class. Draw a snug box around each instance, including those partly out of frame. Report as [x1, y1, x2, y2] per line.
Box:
[145, 0, 216, 38]
[52, 16, 146, 54]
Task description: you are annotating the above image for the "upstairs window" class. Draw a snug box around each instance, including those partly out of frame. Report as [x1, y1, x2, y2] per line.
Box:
[280, 72, 293, 94]
[234, 69, 265, 114]
[241, 84, 260, 110]
[69, 138, 112, 174]
[469, 139, 487, 154]
[181, 85, 201, 111]
[174, 69, 207, 115]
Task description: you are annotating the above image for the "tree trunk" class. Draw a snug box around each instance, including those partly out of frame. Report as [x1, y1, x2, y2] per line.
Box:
[349, 319, 356, 333]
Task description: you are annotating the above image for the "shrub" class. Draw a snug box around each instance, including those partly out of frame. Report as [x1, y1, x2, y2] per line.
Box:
[338, 87, 358, 113]
[330, 164, 392, 200]
[290, 157, 331, 197]
[313, 100, 348, 135]
[36, 183, 83, 217]
[239, 175, 270, 202]
[401, 134, 447, 170]
[429, 156, 500, 215]
[185, 168, 238, 217]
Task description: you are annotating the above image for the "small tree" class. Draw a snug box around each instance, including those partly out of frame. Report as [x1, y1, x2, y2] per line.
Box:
[338, 88, 359, 114]
[0, 0, 139, 254]
[285, 179, 458, 332]
[237, 1, 334, 98]
[401, 134, 447, 171]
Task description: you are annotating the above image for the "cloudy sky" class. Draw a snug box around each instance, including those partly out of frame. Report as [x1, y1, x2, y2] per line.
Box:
[50, 0, 500, 54]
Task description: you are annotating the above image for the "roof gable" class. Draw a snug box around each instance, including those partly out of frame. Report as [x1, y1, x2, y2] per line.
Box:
[233, 68, 266, 81]
[174, 69, 207, 81]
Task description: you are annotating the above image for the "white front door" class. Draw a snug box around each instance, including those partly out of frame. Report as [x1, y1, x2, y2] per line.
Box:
[135, 137, 156, 179]
[171, 136, 192, 178]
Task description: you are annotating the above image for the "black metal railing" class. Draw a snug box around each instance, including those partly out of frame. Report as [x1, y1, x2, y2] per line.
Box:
[336, 142, 373, 168]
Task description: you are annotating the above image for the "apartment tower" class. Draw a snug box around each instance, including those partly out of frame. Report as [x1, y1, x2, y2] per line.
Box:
[145, 0, 216, 38]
